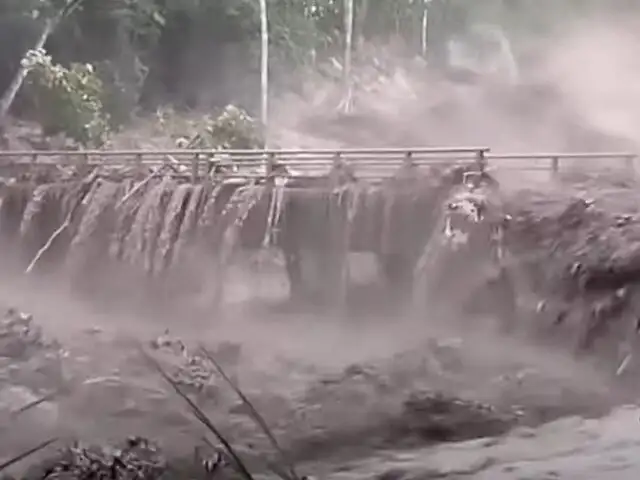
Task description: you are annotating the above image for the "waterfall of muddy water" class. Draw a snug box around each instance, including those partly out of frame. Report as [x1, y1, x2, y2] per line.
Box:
[0, 163, 513, 313]
[153, 183, 193, 275]
[109, 179, 146, 262]
[412, 181, 503, 319]
[413, 207, 449, 314]
[196, 182, 229, 242]
[122, 177, 175, 274]
[0, 182, 31, 251]
[67, 180, 124, 276]
[342, 183, 362, 305]
[262, 176, 287, 249]
[378, 164, 458, 303]
[292, 189, 326, 303]
[211, 181, 267, 305]
[227, 175, 289, 302]
[325, 182, 360, 308]
[166, 181, 231, 296]
[171, 183, 206, 263]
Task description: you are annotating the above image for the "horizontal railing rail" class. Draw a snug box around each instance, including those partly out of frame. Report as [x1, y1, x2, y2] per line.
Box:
[0, 146, 489, 156]
[489, 151, 637, 176]
[0, 147, 489, 180]
[0, 147, 635, 180]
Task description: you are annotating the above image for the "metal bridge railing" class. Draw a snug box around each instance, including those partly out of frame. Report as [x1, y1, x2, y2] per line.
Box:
[489, 152, 637, 175]
[0, 148, 635, 179]
[0, 147, 490, 180]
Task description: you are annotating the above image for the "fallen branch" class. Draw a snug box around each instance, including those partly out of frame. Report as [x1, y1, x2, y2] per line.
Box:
[0, 438, 58, 473]
[25, 172, 98, 274]
[0, 389, 61, 434]
[617, 352, 633, 376]
[25, 217, 73, 274]
[10, 389, 59, 419]
[164, 154, 183, 172]
[116, 166, 166, 208]
[199, 346, 300, 480]
[138, 345, 256, 480]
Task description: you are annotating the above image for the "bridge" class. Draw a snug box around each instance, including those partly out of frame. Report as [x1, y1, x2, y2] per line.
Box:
[0, 148, 636, 181]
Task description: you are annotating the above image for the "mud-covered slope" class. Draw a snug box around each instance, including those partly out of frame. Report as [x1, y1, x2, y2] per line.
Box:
[471, 177, 640, 372]
[315, 405, 640, 480]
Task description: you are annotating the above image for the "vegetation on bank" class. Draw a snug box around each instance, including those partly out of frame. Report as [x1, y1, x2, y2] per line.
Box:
[0, 0, 630, 147]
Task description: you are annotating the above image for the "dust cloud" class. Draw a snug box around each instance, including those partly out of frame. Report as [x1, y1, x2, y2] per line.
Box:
[271, 16, 640, 155]
[539, 18, 640, 150]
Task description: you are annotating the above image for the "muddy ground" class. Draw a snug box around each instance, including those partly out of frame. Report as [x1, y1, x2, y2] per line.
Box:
[0, 241, 638, 480]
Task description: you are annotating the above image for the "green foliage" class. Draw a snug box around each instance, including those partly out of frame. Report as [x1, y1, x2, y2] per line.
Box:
[201, 105, 263, 149]
[2, 0, 636, 135]
[22, 48, 111, 146]
[157, 105, 264, 150]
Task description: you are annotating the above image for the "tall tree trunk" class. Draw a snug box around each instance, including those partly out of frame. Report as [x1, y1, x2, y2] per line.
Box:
[426, 0, 449, 69]
[421, 0, 430, 58]
[259, 0, 269, 144]
[0, 19, 55, 126]
[340, 0, 354, 113]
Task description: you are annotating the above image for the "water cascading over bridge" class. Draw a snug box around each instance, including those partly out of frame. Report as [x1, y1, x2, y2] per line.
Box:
[0, 147, 490, 307]
[0, 147, 636, 313]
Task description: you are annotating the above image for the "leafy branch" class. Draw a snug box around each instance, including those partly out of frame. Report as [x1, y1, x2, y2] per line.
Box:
[0, 0, 88, 124]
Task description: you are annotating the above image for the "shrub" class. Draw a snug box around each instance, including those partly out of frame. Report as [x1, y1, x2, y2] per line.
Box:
[22, 48, 111, 147]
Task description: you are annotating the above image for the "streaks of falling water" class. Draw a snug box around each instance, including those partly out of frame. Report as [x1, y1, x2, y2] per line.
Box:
[212, 182, 266, 305]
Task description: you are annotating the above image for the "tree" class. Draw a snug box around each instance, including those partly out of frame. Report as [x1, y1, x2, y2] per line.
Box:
[22, 48, 110, 145]
[259, 0, 268, 139]
[338, 0, 354, 113]
[421, 0, 431, 58]
[0, 0, 87, 125]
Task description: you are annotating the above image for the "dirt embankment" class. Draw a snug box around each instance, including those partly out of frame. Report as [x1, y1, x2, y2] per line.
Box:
[496, 178, 640, 370]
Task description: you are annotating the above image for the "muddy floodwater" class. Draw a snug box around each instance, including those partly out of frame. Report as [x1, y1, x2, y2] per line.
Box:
[0, 270, 638, 480]
[310, 408, 640, 480]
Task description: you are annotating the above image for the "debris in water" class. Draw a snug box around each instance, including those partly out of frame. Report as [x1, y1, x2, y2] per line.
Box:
[149, 330, 241, 395]
[24, 437, 166, 480]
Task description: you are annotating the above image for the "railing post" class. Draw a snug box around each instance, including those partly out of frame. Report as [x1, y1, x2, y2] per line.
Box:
[625, 155, 635, 177]
[403, 151, 414, 167]
[551, 156, 559, 178]
[330, 152, 342, 179]
[30, 153, 38, 165]
[191, 154, 199, 182]
[475, 149, 487, 173]
[266, 152, 275, 176]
